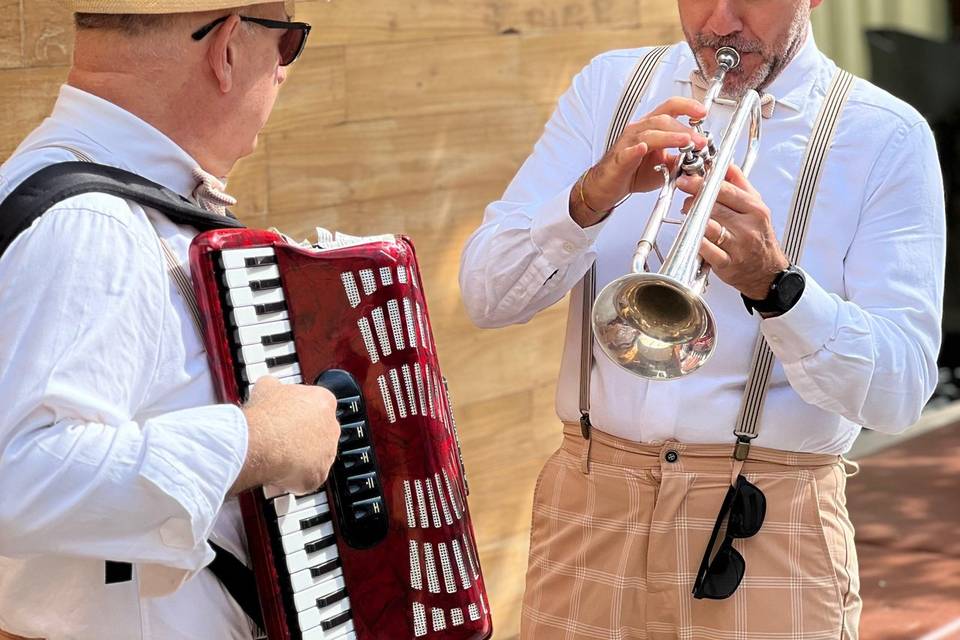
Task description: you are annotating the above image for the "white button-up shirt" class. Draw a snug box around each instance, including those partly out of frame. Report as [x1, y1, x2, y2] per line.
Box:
[0, 86, 253, 639]
[460, 33, 945, 454]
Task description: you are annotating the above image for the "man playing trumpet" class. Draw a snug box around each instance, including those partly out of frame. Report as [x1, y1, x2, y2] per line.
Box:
[460, 0, 944, 637]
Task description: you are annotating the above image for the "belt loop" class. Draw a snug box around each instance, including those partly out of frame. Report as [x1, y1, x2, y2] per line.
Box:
[580, 414, 593, 475]
[840, 456, 860, 478]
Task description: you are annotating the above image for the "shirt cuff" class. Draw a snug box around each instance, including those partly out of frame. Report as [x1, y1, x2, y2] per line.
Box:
[138, 404, 248, 557]
[529, 183, 608, 264]
[760, 270, 840, 364]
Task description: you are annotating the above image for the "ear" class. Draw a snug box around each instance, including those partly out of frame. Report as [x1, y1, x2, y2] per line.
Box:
[810, 0, 825, 9]
[206, 14, 243, 94]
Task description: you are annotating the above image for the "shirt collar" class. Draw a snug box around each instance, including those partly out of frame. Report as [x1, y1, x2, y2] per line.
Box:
[49, 84, 204, 198]
[674, 27, 829, 114]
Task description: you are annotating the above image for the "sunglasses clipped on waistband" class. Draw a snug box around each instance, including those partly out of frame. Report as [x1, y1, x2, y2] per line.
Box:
[192, 15, 312, 67]
[692, 474, 766, 600]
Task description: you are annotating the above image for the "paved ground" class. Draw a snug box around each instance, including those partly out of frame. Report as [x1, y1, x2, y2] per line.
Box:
[848, 412, 960, 639]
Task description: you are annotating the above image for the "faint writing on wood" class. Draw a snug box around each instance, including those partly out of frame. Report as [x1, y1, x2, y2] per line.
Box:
[525, 0, 616, 29]
[33, 25, 69, 65]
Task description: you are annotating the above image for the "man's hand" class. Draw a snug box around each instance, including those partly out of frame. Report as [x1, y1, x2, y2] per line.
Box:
[570, 97, 708, 228]
[233, 376, 341, 496]
[676, 164, 789, 300]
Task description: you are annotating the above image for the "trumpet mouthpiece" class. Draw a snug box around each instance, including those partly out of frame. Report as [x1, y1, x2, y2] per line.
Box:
[716, 47, 741, 71]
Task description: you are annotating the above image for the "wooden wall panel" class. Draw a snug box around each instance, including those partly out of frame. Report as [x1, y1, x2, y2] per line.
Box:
[21, 1, 73, 68]
[0, 65, 69, 157]
[0, 0, 20, 69]
[0, 2, 681, 637]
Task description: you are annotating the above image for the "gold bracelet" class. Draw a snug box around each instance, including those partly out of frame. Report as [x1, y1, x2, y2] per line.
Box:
[578, 167, 631, 216]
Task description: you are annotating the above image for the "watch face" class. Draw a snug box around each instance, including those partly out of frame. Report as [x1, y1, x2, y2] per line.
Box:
[778, 271, 805, 307]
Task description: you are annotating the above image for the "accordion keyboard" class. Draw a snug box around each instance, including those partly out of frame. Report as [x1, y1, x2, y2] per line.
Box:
[192, 230, 492, 639]
[221, 246, 357, 640]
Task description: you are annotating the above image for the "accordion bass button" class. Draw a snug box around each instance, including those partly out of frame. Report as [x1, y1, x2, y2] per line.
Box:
[351, 496, 384, 522]
[344, 472, 379, 500]
[335, 395, 363, 422]
[337, 422, 367, 448]
[339, 447, 374, 473]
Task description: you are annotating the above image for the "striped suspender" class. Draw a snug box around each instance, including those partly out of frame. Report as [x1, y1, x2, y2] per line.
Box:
[158, 239, 206, 339]
[733, 69, 855, 459]
[578, 56, 856, 452]
[604, 46, 673, 151]
[578, 45, 671, 436]
[45, 145, 208, 340]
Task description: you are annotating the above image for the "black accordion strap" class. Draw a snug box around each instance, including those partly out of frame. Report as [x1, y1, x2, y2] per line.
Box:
[0, 161, 261, 627]
[0, 160, 244, 258]
[209, 542, 265, 630]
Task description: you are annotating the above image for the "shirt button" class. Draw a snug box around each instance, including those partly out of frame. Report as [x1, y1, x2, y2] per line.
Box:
[664, 450, 679, 463]
[562, 241, 576, 253]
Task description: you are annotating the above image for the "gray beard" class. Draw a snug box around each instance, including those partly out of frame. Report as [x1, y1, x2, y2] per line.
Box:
[687, 12, 810, 100]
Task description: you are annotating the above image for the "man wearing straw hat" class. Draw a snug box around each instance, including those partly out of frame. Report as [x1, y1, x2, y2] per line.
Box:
[462, 0, 944, 638]
[0, 2, 341, 638]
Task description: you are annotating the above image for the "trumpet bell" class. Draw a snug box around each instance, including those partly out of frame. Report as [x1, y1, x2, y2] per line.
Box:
[592, 273, 717, 380]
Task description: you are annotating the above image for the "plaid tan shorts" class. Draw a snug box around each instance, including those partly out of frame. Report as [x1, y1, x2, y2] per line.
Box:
[521, 423, 861, 640]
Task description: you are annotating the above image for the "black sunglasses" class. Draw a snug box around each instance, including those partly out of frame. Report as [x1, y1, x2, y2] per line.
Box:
[191, 15, 312, 67]
[692, 474, 766, 600]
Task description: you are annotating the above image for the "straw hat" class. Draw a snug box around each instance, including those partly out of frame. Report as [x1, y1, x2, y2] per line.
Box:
[64, 0, 296, 15]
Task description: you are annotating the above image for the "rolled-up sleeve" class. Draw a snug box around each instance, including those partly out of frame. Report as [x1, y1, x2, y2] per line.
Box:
[459, 57, 610, 328]
[761, 120, 945, 433]
[0, 201, 247, 574]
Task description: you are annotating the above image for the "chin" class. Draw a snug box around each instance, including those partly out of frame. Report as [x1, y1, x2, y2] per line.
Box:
[235, 135, 259, 163]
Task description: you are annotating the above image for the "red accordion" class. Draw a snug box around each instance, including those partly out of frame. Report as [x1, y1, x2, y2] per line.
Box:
[189, 228, 493, 640]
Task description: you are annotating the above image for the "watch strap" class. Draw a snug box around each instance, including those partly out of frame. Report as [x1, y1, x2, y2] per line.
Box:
[742, 265, 804, 315]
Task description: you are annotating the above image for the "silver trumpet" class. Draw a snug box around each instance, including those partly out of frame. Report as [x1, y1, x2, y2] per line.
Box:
[592, 47, 762, 380]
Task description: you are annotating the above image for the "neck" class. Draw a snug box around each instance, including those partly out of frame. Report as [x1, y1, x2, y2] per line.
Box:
[758, 21, 810, 92]
[68, 36, 234, 176]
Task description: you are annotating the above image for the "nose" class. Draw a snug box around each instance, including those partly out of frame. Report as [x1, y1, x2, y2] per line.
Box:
[703, 0, 743, 37]
[277, 64, 289, 85]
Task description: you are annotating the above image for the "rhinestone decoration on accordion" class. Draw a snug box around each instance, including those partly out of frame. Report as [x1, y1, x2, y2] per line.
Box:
[404, 467, 487, 636]
[333, 257, 487, 637]
[339, 263, 427, 360]
[405, 473, 483, 631]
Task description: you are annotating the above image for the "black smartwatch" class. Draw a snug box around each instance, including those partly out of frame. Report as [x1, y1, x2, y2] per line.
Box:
[741, 265, 805, 316]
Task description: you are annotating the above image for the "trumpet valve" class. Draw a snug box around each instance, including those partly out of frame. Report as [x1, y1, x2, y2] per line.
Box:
[705, 133, 717, 157]
[679, 143, 706, 176]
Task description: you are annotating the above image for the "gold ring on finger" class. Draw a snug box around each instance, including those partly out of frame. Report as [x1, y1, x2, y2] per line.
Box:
[716, 225, 728, 248]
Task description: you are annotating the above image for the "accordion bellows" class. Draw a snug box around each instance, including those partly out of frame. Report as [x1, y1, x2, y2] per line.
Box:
[190, 228, 492, 640]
